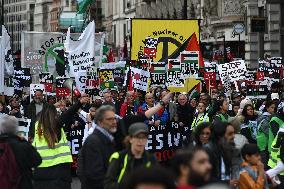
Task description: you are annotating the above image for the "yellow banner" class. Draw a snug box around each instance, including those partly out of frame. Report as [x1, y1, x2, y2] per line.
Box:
[168, 78, 200, 93]
[131, 19, 200, 92]
[131, 19, 199, 62]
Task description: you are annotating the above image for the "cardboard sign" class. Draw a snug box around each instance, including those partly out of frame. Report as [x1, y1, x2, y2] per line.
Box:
[55, 77, 71, 97]
[246, 81, 269, 99]
[217, 60, 247, 82]
[75, 71, 87, 93]
[131, 67, 150, 92]
[166, 71, 184, 88]
[13, 68, 32, 95]
[180, 51, 199, 78]
[39, 72, 53, 83]
[17, 118, 31, 140]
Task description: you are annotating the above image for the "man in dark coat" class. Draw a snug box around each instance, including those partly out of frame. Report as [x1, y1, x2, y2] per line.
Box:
[78, 105, 117, 189]
[25, 89, 47, 141]
[0, 114, 42, 189]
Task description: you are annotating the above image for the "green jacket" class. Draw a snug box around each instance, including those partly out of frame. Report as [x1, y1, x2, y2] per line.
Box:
[215, 113, 229, 122]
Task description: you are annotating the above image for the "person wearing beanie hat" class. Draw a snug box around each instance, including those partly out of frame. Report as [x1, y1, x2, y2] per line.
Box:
[104, 122, 156, 189]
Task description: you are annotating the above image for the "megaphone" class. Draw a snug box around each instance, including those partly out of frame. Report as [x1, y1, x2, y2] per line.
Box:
[63, 78, 81, 97]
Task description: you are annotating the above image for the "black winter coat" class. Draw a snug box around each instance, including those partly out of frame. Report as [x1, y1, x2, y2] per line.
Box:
[104, 150, 157, 189]
[0, 134, 42, 189]
[79, 129, 115, 189]
[25, 101, 47, 139]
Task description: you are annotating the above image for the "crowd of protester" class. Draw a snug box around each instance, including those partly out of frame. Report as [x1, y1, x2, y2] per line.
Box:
[2, 81, 284, 189]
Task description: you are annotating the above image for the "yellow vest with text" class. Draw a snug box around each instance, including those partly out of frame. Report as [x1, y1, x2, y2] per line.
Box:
[268, 128, 284, 175]
[32, 122, 72, 168]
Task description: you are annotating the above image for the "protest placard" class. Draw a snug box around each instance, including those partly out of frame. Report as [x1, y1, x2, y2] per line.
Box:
[180, 51, 199, 78]
[145, 121, 185, 162]
[166, 71, 184, 88]
[17, 117, 31, 140]
[131, 67, 150, 92]
[217, 60, 247, 82]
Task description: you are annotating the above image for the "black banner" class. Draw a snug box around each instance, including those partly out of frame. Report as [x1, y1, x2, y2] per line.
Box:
[145, 121, 186, 162]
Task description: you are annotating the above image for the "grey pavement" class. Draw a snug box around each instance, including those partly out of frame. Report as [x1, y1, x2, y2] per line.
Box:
[71, 177, 81, 189]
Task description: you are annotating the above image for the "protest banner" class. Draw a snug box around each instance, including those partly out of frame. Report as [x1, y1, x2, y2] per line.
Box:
[217, 60, 247, 82]
[131, 19, 200, 91]
[246, 81, 270, 99]
[85, 67, 100, 95]
[65, 21, 105, 77]
[17, 117, 31, 140]
[223, 74, 232, 98]
[131, 19, 199, 62]
[131, 67, 150, 92]
[149, 62, 166, 87]
[55, 76, 70, 97]
[0, 26, 14, 93]
[166, 71, 184, 88]
[100, 61, 126, 69]
[168, 59, 180, 72]
[75, 71, 87, 93]
[21, 31, 65, 77]
[4, 76, 14, 96]
[13, 68, 32, 95]
[39, 72, 54, 93]
[99, 69, 114, 90]
[167, 78, 200, 93]
[66, 119, 85, 171]
[180, 51, 199, 78]
[145, 121, 185, 162]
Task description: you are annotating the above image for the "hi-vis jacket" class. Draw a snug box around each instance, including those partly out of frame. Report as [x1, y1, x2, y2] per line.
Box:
[104, 150, 156, 189]
[32, 122, 72, 168]
[191, 113, 209, 131]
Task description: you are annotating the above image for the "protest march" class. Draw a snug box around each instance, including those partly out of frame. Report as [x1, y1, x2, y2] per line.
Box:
[1, 8, 284, 189]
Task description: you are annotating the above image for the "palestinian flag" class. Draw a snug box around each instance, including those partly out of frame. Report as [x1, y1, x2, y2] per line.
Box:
[181, 51, 199, 64]
[150, 62, 166, 73]
[168, 59, 180, 72]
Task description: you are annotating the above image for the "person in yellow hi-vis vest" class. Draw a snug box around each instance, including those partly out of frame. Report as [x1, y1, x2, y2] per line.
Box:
[191, 102, 210, 131]
[104, 122, 157, 189]
[32, 96, 90, 189]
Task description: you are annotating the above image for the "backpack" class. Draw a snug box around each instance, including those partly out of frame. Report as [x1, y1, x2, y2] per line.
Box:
[0, 141, 21, 189]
